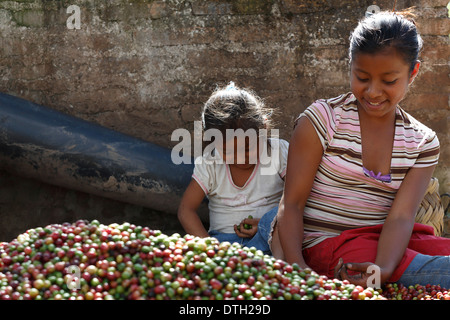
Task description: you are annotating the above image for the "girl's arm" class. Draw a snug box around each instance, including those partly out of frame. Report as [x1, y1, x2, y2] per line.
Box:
[177, 179, 210, 238]
[277, 116, 324, 267]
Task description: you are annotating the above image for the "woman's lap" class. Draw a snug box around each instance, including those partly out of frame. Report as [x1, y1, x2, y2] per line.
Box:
[397, 254, 450, 288]
[303, 223, 450, 286]
[211, 213, 450, 288]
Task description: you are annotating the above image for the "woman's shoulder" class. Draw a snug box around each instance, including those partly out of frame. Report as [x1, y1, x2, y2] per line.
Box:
[299, 92, 357, 128]
[396, 107, 438, 144]
[395, 107, 440, 168]
[305, 92, 357, 119]
[312, 92, 356, 110]
[315, 92, 357, 108]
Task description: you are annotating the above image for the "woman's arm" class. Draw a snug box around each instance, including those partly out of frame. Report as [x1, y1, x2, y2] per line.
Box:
[338, 165, 437, 286]
[276, 116, 324, 267]
[177, 179, 210, 238]
[375, 165, 436, 283]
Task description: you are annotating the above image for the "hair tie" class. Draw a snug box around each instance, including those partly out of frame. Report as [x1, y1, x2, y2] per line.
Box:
[226, 81, 237, 91]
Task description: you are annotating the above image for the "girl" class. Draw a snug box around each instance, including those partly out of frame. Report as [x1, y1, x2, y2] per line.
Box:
[271, 10, 450, 288]
[178, 82, 288, 254]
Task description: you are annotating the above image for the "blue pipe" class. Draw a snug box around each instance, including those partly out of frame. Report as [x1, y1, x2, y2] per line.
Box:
[0, 92, 206, 218]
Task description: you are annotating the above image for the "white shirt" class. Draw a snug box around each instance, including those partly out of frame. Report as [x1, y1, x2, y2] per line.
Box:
[192, 139, 289, 233]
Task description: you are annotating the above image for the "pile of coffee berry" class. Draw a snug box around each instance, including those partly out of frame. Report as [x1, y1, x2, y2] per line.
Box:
[0, 220, 448, 300]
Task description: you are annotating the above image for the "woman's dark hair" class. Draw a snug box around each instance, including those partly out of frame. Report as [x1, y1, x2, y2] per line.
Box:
[349, 9, 423, 72]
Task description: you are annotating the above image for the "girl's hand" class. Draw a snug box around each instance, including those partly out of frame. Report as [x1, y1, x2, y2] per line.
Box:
[234, 217, 260, 238]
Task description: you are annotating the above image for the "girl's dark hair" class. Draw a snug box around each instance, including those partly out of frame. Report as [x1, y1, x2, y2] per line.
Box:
[201, 82, 274, 152]
[349, 9, 423, 72]
[202, 82, 273, 133]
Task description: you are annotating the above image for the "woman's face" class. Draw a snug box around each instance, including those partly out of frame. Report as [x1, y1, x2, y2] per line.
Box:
[350, 47, 420, 120]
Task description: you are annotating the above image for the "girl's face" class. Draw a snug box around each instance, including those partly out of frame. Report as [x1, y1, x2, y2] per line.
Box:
[350, 47, 420, 120]
[221, 136, 259, 169]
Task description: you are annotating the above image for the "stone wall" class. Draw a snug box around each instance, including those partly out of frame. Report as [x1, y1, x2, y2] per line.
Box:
[0, 0, 448, 240]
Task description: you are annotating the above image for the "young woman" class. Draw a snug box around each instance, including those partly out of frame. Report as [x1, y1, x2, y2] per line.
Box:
[271, 10, 450, 288]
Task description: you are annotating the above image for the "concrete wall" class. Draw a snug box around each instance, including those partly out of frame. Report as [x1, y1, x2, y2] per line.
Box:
[0, 169, 185, 241]
[0, 0, 448, 240]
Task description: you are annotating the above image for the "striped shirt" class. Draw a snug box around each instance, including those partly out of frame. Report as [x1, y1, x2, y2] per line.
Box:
[296, 93, 440, 249]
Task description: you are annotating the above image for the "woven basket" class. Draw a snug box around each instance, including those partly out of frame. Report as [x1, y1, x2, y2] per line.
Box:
[441, 193, 450, 238]
[415, 177, 445, 236]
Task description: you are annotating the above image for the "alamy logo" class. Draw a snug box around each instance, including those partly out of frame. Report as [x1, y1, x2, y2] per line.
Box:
[67, 5, 81, 30]
[171, 121, 280, 175]
[366, 265, 381, 289]
[66, 265, 80, 290]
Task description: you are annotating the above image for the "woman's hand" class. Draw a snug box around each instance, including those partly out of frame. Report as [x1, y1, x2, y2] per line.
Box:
[334, 258, 388, 288]
[234, 217, 260, 238]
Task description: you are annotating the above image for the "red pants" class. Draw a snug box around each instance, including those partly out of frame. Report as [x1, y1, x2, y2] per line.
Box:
[303, 223, 450, 282]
